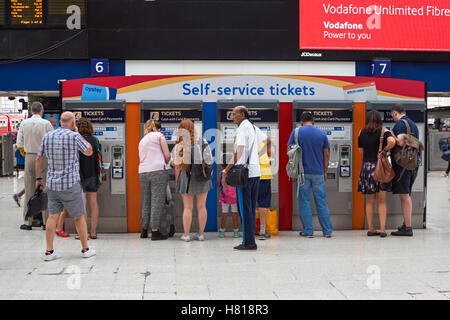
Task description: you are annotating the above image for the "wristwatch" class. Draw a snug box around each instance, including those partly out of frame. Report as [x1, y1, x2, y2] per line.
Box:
[36, 177, 42, 181]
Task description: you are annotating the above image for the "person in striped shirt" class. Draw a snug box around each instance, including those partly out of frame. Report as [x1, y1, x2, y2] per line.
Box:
[35, 111, 96, 261]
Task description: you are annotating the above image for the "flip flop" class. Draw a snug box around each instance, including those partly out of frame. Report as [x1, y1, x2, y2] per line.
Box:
[89, 234, 97, 239]
[75, 235, 80, 240]
[55, 230, 69, 238]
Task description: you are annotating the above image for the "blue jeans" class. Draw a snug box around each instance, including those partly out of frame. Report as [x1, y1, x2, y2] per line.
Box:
[297, 174, 333, 236]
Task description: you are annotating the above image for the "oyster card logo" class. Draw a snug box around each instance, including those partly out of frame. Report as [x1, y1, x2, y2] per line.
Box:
[81, 84, 117, 101]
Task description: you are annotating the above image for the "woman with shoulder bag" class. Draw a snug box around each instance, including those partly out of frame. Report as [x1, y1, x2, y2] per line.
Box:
[357, 111, 396, 238]
[139, 120, 171, 240]
[172, 119, 212, 242]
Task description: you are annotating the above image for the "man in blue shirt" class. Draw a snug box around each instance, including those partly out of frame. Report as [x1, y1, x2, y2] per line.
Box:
[390, 104, 419, 237]
[287, 112, 333, 238]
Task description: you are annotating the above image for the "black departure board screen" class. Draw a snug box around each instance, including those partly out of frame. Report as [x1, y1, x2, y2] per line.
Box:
[0, 0, 85, 27]
[0, 0, 5, 25]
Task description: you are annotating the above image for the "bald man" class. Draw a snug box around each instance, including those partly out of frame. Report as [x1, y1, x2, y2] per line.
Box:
[36, 112, 96, 261]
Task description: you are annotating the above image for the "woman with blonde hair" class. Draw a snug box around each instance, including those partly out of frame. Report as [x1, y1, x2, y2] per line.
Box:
[139, 120, 171, 240]
[172, 119, 212, 242]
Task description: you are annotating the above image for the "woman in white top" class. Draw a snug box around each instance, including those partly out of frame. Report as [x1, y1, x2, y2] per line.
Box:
[138, 120, 171, 240]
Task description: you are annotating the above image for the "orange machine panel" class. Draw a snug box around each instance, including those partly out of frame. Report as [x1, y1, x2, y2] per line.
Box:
[352, 102, 366, 229]
[126, 103, 141, 232]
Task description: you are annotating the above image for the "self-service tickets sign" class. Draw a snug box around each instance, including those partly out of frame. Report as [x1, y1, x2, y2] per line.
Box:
[299, 0, 450, 52]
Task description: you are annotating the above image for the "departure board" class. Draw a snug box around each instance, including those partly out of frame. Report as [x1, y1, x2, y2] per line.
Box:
[10, 0, 43, 25]
[0, 0, 5, 25]
[0, 0, 85, 27]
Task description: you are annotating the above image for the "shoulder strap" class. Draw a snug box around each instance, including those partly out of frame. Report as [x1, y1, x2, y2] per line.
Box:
[378, 128, 385, 153]
[294, 127, 299, 146]
[402, 119, 411, 135]
[247, 125, 257, 165]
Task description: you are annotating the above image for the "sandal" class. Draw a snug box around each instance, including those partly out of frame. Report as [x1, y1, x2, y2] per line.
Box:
[56, 230, 69, 238]
[75, 235, 80, 240]
[89, 234, 97, 239]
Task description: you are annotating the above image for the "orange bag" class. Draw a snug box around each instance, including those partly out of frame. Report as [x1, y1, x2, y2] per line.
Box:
[255, 209, 279, 236]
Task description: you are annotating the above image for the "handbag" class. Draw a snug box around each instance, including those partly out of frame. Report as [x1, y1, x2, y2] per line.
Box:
[25, 187, 48, 219]
[226, 125, 256, 187]
[373, 128, 395, 183]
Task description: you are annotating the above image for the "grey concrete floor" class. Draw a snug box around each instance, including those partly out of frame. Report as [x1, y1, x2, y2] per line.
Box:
[0, 171, 449, 300]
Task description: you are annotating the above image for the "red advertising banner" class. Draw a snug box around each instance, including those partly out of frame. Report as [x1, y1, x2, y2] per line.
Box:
[299, 0, 450, 51]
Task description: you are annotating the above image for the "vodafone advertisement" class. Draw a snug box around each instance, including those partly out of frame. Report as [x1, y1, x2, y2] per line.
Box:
[299, 0, 450, 51]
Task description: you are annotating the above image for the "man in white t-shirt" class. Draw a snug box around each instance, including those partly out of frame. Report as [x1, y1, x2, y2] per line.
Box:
[222, 106, 270, 250]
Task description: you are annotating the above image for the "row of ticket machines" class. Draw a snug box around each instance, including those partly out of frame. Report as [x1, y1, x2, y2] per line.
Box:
[60, 100, 426, 233]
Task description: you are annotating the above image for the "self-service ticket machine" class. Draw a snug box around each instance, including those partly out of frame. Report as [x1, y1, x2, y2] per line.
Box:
[62, 100, 127, 232]
[140, 100, 203, 234]
[216, 100, 280, 230]
[366, 101, 427, 229]
[292, 101, 354, 230]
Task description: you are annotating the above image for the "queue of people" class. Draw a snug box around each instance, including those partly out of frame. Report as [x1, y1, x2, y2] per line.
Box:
[16, 102, 422, 260]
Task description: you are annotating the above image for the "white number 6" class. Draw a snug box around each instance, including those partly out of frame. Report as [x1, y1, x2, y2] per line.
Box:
[96, 62, 104, 73]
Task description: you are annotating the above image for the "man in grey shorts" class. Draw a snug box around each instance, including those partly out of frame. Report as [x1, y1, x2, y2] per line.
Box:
[35, 112, 96, 261]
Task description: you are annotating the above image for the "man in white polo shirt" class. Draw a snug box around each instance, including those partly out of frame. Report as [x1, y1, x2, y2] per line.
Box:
[222, 106, 270, 250]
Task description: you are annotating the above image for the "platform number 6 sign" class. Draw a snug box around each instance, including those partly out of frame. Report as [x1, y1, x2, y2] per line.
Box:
[91, 59, 110, 77]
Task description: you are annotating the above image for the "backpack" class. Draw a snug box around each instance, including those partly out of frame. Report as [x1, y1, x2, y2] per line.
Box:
[189, 138, 213, 182]
[442, 150, 450, 162]
[286, 127, 305, 195]
[392, 119, 424, 172]
[439, 137, 450, 152]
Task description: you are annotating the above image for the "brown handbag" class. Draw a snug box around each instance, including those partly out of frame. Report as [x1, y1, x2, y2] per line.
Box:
[373, 128, 395, 183]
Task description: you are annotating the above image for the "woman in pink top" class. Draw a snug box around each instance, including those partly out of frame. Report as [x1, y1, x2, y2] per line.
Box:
[139, 120, 171, 240]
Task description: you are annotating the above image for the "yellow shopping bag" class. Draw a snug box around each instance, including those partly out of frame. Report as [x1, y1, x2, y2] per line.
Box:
[255, 209, 278, 236]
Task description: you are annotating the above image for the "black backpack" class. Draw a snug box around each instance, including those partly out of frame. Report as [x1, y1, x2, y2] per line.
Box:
[26, 187, 48, 219]
[189, 138, 213, 182]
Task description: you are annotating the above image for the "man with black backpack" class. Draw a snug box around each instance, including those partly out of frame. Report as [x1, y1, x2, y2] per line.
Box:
[390, 104, 422, 237]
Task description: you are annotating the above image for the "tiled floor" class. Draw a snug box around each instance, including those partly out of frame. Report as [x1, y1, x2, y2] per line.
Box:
[0, 172, 449, 300]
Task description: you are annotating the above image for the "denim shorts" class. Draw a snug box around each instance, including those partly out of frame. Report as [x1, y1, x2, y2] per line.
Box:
[47, 182, 85, 217]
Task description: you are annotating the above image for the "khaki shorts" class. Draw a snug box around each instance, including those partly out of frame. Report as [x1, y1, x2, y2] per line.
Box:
[47, 182, 85, 217]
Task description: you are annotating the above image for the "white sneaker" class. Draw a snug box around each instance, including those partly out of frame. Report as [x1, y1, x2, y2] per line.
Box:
[194, 234, 205, 241]
[81, 248, 96, 258]
[180, 235, 191, 242]
[44, 251, 61, 261]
